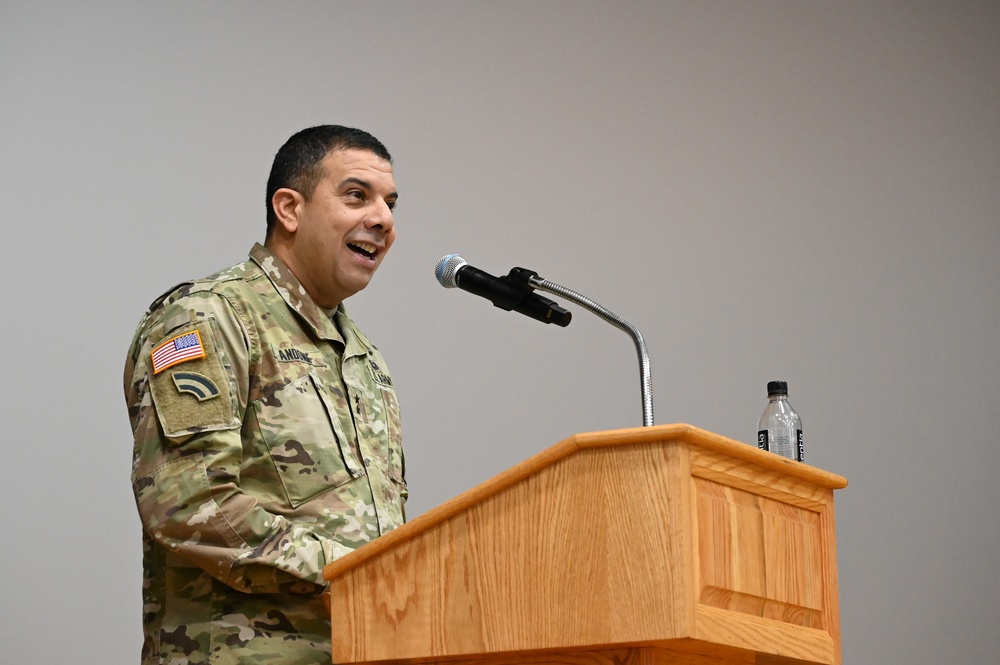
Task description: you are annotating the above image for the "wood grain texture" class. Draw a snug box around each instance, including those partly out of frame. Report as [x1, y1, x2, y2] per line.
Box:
[693, 605, 835, 664]
[324, 426, 846, 581]
[324, 424, 845, 665]
[693, 478, 824, 628]
[572, 426, 846, 491]
[385, 645, 755, 665]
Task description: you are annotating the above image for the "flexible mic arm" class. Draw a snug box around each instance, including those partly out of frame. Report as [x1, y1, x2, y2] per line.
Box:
[506, 267, 655, 427]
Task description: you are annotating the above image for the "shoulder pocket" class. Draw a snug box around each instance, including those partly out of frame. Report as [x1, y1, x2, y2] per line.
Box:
[148, 319, 240, 438]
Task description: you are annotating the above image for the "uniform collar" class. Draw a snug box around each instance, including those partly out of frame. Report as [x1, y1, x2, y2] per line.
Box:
[249, 243, 342, 343]
[332, 306, 374, 359]
[249, 243, 373, 357]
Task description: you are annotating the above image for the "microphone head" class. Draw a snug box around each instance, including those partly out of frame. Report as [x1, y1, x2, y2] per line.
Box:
[434, 254, 467, 288]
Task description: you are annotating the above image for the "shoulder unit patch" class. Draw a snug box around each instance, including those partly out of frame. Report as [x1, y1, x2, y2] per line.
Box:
[171, 371, 221, 401]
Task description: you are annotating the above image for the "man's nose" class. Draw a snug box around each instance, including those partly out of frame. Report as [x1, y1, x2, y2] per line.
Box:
[366, 199, 394, 230]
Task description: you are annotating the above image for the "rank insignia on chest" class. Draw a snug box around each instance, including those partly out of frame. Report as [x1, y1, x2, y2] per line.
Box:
[151, 330, 206, 374]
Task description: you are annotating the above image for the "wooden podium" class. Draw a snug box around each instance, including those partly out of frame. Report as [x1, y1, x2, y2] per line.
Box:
[323, 424, 847, 665]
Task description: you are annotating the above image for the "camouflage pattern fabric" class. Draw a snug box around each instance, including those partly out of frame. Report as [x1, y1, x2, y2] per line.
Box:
[124, 243, 406, 664]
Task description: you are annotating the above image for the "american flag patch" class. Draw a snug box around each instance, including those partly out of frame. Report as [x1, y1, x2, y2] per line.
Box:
[151, 330, 206, 374]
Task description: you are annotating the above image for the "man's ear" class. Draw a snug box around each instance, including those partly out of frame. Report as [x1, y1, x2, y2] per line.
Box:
[271, 188, 304, 234]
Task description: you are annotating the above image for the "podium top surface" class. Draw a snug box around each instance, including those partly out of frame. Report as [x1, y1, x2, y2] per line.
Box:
[324, 423, 847, 582]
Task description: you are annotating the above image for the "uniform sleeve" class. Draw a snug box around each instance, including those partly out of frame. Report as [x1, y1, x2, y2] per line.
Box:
[127, 290, 352, 595]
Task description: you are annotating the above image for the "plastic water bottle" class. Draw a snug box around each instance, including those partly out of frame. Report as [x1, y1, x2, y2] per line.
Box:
[757, 381, 803, 461]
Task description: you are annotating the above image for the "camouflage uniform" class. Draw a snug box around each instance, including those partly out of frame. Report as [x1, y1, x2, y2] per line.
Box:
[124, 243, 406, 664]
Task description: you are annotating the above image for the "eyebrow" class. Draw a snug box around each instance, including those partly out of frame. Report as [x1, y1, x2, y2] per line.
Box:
[339, 177, 398, 200]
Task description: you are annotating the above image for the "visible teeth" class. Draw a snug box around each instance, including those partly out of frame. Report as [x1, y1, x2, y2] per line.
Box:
[349, 242, 377, 255]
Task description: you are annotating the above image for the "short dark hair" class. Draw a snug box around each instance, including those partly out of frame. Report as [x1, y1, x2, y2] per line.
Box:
[265, 125, 392, 238]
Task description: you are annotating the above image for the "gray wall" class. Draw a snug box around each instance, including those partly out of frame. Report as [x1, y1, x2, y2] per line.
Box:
[2, 2, 998, 663]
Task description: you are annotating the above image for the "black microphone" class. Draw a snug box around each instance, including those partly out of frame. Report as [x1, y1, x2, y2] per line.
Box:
[434, 254, 572, 327]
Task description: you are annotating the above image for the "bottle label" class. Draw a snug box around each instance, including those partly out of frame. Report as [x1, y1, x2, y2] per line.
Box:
[757, 430, 768, 451]
[758, 428, 803, 462]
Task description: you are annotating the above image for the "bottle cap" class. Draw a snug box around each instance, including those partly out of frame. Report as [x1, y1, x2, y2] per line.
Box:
[766, 380, 788, 396]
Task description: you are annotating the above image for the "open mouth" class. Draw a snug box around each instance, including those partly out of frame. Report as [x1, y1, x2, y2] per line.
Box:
[348, 242, 378, 260]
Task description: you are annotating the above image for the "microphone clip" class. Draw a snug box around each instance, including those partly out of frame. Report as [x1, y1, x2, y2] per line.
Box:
[495, 267, 572, 327]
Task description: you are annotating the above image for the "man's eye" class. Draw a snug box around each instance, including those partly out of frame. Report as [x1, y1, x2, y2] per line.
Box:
[387, 200, 396, 211]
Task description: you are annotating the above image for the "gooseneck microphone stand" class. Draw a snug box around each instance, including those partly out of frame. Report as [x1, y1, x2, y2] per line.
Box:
[506, 267, 654, 427]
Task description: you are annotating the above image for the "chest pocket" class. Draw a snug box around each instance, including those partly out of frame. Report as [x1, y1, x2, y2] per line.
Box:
[252, 371, 360, 507]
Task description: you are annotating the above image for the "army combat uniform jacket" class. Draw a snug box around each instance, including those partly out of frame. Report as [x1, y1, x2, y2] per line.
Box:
[125, 243, 406, 664]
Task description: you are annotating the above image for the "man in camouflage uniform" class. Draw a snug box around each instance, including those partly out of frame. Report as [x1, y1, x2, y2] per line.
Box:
[124, 125, 406, 664]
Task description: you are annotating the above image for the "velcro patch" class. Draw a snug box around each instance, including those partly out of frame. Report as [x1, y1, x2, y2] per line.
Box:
[149, 320, 238, 439]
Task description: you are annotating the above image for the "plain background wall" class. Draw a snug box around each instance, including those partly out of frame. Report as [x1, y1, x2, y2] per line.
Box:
[2, 2, 998, 663]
